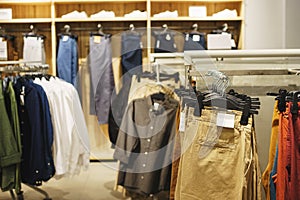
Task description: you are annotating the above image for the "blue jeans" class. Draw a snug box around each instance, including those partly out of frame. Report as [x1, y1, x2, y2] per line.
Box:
[57, 36, 78, 86]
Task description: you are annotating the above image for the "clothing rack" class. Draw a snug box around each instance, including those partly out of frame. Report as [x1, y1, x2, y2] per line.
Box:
[0, 61, 51, 200]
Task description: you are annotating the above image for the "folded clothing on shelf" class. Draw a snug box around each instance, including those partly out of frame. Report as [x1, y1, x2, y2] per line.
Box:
[153, 10, 178, 18]
[212, 9, 238, 18]
[61, 10, 88, 19]
[90, 10, 115, 18]
[124, 10, 147, 18]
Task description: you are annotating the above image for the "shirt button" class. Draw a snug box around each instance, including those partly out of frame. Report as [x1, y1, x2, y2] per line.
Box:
[21, 121, 24, 124]
[142, 164, 146, 167]
[20, 133, 23, 136]
[145, 152, 148, 155]
[147, 139, 151, 142]
[150, 126, 153, 130]
[21, 109, 24, 113]
[35, 170, 39, 173]
[48, 163, 50, 166]
[141, 176, 144, 179]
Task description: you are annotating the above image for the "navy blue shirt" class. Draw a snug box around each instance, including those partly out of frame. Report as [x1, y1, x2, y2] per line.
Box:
[14, 78, 55, 185]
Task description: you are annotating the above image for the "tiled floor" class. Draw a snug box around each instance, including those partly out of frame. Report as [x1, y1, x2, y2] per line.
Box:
[0, 162, 129, 200]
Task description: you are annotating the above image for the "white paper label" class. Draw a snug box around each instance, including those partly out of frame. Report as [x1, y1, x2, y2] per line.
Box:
[62, 35, 69, 42]
[231, 39, 236, 48]
[20, 86, 25, 106]
[192, 35, 201, 42]
[93, 36, 101, 44]
[0, 40, 7, 60]
[153, 102, 159, 111]
[165, 34, 171, 41]
[179, 111, 186, 132]
[216, 112, 235, 128]
[156, 40, 160, 48]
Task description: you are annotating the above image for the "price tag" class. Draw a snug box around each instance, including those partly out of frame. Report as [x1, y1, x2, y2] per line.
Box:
[93, 36, 101, 44]
[192, 34, 201, 42]
[156, 40, 160, 48]
[216, 112, 235, 128]
[231, 39, 236, 48]
[20, 86, 25, 106]
[153, 102, 160, 111]
[179, 110, 186, 132]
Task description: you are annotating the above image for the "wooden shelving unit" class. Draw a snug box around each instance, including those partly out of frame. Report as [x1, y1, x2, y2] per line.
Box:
[0, 0, 244, 75]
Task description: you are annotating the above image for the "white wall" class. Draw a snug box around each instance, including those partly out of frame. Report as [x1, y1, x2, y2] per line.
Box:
[244, 0, 285, 49]
[285, 0, 300, 48]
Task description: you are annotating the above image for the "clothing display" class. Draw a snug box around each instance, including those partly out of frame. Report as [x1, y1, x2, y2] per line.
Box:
[57, 34, 78, 86]
[154, 31, 177, 53]
[263, 91, 300, 200]
[0, 71, 90, 196]
[88, 34, 115, 124]
[23, 36, 45, 65]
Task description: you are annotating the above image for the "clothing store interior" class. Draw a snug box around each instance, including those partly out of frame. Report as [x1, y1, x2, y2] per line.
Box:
[0, 0, 300, 200]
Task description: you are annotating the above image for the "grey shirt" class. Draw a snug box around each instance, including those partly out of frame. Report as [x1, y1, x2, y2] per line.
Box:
[114, 94, 179, 195]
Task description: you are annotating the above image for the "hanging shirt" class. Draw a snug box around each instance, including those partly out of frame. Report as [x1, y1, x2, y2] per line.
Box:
[57, 35, 78, 86]
[154, 32, 177, 53]
[0, 79, 22, 192]
[14, 78, 55, 185]
[183, 32, 206, 50]
[114, 94, 179, 195]
[34, 77, 90, 178]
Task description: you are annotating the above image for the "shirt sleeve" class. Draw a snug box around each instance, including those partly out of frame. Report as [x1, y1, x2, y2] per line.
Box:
[113, 100, 139, 164]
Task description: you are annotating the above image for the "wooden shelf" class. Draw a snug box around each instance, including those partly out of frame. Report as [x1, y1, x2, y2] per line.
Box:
[0, 18, 52, 23]
[151, 16, 243, 21]
[55, 17, 147, 22]
[150, 0, 242, 2]
[0, 0, 51, 4]
[54, 0, 147, 3]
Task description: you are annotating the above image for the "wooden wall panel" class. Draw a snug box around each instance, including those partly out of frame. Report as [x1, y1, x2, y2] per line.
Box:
[0, 5, 51, 18]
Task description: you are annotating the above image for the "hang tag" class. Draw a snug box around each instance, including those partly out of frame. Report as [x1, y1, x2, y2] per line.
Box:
[62, 35, 69, 42]
[140, 41, 143, 48]
[192, 35, 201, 42]
[153, 102, 160, 111]
[216, 112, 235, 128]
[179, 110, 186, 132]
[231, 39, 236, 48]
[165, 34, 171, 41]
[20, 86, 25, 106]
[156, 40, 160, 48]
[93, 36, 101, 44]
[185, 34, 189, 41]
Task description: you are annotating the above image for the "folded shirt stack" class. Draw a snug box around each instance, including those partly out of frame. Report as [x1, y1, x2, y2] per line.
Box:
[124, 10, 147, 18]
[153, 10, 178, 18]
[61, 10, 88, 19]
[90, 10, 115, 18]
[212, 9, 238, 18]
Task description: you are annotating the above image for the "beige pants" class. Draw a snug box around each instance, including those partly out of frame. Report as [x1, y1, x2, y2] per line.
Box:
[175, 107, 259, 200]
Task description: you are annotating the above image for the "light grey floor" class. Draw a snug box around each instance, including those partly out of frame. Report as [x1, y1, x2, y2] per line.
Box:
[0, 162, 130, 200]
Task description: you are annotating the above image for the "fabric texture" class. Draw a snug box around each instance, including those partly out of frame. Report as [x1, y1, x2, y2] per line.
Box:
[262, 101, 279, 200]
